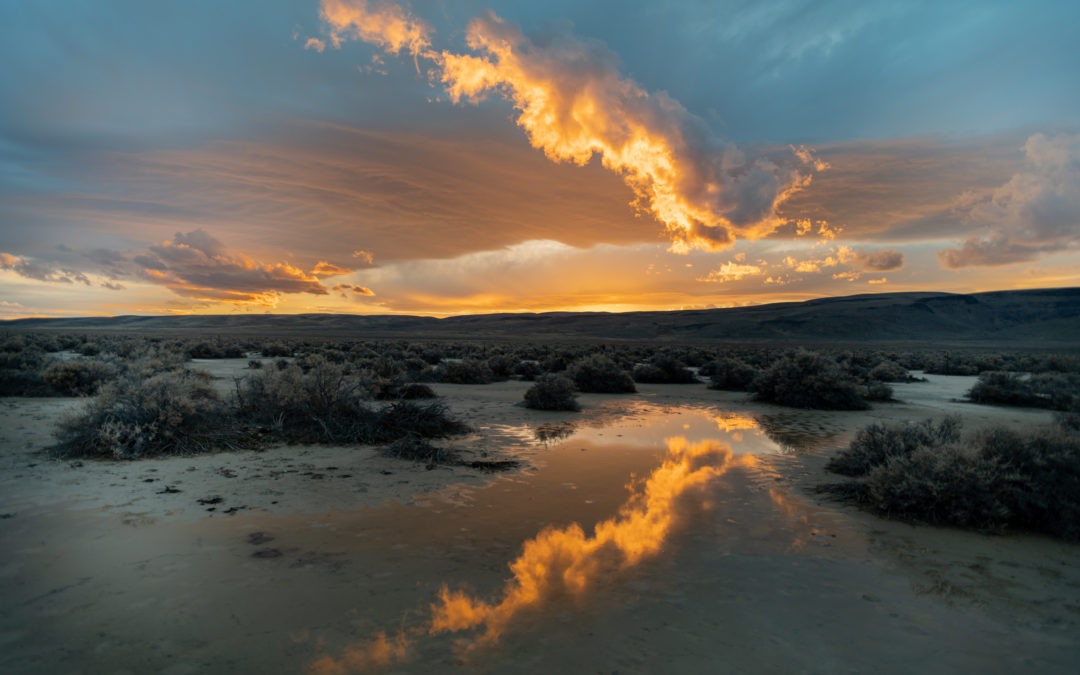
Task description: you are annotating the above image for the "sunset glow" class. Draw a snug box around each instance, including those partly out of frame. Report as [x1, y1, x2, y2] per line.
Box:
[309, 436, 754, 671]
[1, 1, 1078, 317]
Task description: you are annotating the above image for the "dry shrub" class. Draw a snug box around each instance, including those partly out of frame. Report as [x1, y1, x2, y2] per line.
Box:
[41, 359, 115, 396]
[968, 371, 1080, 411]
[438, 359, 494, 384]
[822, 418, 1080, 540]
[567, 354, 636, 393]
[514, 360, 542, 381]
[234, 358, 371, 443]
[860, 380, 895, 402]
[524, 374, 580, 411]
[373, 400, 468, 442]
[53, 370, 244, 459]
[868, 359, 912, 382]
[706, 357, 757, 391]
[0, 347, 56, 396]
[827, 417, 961, 476]
[235, 357, 465, 444]
[632, 354, 697, 384]
[751, 349, 868, 410]
[485, 354, 516, 379]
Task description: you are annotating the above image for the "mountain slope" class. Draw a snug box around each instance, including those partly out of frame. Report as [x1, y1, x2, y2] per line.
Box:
[6, 288, 1080, 343]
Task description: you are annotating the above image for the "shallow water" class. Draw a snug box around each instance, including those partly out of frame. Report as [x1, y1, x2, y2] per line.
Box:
[2, 403, 1077, 674]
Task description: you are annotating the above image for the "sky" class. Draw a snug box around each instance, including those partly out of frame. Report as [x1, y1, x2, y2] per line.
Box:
[1, 0, 1079, 318]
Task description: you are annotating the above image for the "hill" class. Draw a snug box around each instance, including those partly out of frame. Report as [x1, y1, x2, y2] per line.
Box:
[6, 288, 1080, 344]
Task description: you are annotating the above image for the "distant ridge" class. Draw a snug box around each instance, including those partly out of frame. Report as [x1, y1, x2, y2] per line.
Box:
[6, 288, 1080, 344]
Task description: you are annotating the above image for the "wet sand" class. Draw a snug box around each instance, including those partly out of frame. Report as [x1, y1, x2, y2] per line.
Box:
[1, 368, 1078, 673]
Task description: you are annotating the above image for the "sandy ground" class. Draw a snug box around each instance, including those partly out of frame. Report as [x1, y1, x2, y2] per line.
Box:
[1, 364, 1078, 674]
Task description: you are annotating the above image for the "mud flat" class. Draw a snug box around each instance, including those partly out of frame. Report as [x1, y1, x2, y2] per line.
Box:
[1, 371, 1077, 674]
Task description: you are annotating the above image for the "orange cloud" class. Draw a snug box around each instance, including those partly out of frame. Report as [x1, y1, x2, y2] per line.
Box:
[319, 0, 431, 55]
[781, 245, 902, 276]
[132, 229, 328, 307]
[317, 3, 825, 252]
[311, 436, 751, 674]
[311, 260, 352, 276]
[332, 283, 376, 297]
[433, 13, 824, 252]
[697, 262, 764, 283]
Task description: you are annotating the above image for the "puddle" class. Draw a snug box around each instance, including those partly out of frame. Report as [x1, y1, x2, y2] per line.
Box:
[2, 404, 1077, 674]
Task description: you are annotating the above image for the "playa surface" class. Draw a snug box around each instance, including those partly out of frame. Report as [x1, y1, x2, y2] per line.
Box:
[1, 366, 1077, 674]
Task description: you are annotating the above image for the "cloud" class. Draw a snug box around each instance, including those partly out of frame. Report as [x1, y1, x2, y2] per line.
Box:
[131, 229, 329, 306]
[319, 0, 432, 55]
[41, 124, 652, 264]
[777, 135, 1022, 243]
[319, 2, 826, 252]
[939, 132, 1080, 268]
[351, 249, 375, 265]
[100, 281, 126, 291]
[82, 248, 130, 278]
[697, 262, 764, 283]
[0, 251, 91, 285]
[311, 437, 752, 670]
[311, 260, 353, 276]
[780, 245, 903, 276]
[332, 283, 376, 297]
[853, 247, 904, 271]
[304, 37, 326, 53]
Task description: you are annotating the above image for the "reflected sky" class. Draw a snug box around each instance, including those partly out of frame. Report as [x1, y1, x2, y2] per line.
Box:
[308, 410, 779, 672]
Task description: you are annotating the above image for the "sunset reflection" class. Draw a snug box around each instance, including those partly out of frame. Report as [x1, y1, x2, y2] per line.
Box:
[309, 436, 755, 671]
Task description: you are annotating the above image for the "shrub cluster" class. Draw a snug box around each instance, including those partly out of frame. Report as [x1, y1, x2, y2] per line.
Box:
[822, 418, 1080, 540]
[524, 374, 580, 411]
[705, 357, 756, 391]
[632, 354, 697, 384]
[567, 354, 636, 393]
[751, 349, 868, 410]
[53, 357, 467, 459]
[53, 371, 245, 459]
[41, 359, 116, 396]
[437, 359, 494, 385]
[234, 358, 466, 444]
[967, 371, 1080, 411]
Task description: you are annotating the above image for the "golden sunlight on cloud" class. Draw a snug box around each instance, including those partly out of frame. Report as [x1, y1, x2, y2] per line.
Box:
[311, 261, 353, 276]
[317, 1, 826, 253]
[319, 0, 431, 55]
[332, 283, 375, 297]
[308, 437, 753, 672]
[697, 262, 764, 283]
[132, 229, 331, 307]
